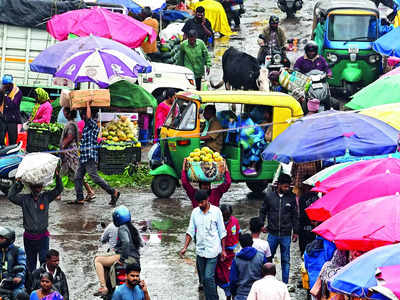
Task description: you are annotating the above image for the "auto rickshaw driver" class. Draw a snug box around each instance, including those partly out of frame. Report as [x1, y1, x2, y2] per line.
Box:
[200, 105, 223, 153]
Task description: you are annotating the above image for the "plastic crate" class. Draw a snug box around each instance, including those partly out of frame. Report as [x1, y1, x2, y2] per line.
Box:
[98, 163, 127, 175]
[26, 129, 50, 153]
[49, 131, 62, 147]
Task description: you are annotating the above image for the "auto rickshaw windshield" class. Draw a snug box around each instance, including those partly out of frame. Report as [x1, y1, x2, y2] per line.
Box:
[327, 14, 378, 42]
[164, 98, 197, 131]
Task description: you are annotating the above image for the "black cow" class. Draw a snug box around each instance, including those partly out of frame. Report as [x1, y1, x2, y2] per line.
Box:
[211, 47, 262, 90]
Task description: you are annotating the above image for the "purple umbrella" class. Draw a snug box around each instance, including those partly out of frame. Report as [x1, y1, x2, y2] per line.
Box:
[54, 48, 145, 88]
[30, 35, 151, 76]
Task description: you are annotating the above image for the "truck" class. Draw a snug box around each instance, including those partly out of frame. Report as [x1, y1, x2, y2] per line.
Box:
[0, 2, 195, 99]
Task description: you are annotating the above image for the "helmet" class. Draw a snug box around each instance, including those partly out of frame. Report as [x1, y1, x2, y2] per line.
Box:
[304, 41, 319, 53]
[0, 226, 15, 248]
[269, 16, 279, 25]
[2, 74, 13, 85]
[112, 205, 131, 227]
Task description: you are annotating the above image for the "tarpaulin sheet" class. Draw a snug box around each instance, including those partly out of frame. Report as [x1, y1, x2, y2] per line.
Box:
[109, 80, 157, 109]
[0, 0, 86, 29]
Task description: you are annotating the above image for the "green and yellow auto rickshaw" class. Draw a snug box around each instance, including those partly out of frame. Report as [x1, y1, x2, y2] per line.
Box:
[149, 90, 303, 198]
[312, 0, 381, 97]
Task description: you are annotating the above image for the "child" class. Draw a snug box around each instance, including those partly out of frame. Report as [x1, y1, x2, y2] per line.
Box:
[249, 217, 272, 261]
[215, 204, 240, 300]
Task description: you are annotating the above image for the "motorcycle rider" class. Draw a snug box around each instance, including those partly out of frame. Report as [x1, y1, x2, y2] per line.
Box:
[293, 41, 332, 77]
[0, 226, 28, 299]
[220, 0, 242, 30]
[257, 16, 288, 65]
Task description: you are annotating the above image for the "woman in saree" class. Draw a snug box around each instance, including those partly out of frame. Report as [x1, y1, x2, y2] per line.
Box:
[30, 272, 63, 300]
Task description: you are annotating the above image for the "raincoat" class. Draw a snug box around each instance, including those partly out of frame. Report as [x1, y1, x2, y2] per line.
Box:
[178, 39, 211, 78]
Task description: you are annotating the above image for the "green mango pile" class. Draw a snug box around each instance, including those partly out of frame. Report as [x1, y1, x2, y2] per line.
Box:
[29, 122, 64, 133]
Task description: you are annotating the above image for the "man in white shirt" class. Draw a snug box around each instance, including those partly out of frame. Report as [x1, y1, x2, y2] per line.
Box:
[250, 217, 271, 261]
[180, 189, 227, 300]
[247, 263, 291, 300]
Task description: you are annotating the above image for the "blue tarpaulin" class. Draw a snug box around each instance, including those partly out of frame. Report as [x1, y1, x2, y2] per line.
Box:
[373, 26, 400, 57]
[97, 0, 166, 14]
[262, 111, 399, 163]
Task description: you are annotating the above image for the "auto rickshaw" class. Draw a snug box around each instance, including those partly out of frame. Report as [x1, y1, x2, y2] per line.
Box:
[149, 90, 303, 198]
[312, 0, 381, 97]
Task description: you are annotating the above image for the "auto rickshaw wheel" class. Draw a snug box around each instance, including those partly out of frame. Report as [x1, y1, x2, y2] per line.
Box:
[151, 175, 177, 198]
[246, 181, 269, 193]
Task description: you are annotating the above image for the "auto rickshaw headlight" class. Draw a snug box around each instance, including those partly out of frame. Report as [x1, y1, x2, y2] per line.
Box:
[273, 54, 282, 63]
[327, 53, 338, 63]
[349, 53, 357, 62]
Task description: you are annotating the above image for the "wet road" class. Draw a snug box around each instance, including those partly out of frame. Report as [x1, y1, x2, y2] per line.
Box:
[0, 184, 306, 299]
[2, 0, 334, 299]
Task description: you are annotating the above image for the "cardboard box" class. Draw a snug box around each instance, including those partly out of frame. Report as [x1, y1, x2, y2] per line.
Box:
[70, 89, 111, 109]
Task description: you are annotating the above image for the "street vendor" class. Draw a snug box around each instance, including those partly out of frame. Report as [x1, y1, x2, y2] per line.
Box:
[31, 88, 52, 124]
[181, 158, 231, 208]
[1, 74, 22, 145]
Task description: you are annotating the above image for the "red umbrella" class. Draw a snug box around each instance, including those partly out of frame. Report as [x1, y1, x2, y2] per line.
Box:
[47, 6, 156, 48]
[313, 194, 400, 251]
[306, 172, 400, 222]
[313, 157, 400, 193]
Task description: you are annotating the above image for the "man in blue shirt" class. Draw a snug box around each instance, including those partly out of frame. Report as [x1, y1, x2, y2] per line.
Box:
[72, 100, 120, 205]
[112, 263, 150, 300]
[180, 189, 227, 300]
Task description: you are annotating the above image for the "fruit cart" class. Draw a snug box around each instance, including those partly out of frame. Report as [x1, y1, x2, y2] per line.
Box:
[97, 80, 158, 174]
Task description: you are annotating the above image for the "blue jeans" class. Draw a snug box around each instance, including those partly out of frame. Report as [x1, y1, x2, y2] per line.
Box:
[23, 235, 49, 273]
[196, 256, 218, 300]
[267, 234, 291, 284]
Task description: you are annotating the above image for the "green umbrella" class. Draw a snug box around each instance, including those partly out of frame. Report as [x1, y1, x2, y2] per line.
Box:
[109, 80, 157, 109]
[345, 75, 400, 110]
[303, 161, 357, 186]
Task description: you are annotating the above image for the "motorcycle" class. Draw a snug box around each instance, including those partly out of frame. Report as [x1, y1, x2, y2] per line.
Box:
[277, 0, 303, 18]
[0, 142, 24, 195]
[306, 70, 331, 111]
[0, 265, 26, 300]
[257, 35, 291, 71]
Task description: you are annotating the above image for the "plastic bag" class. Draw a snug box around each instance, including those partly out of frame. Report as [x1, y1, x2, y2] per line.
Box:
[60, 89, 71, 108]
[16, 153, 59, 186]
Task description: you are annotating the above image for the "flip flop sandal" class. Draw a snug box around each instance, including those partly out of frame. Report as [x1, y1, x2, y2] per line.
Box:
[85, 194, 96, 202]
[67, 200, 84, 205]
[109, 191, 120, 206]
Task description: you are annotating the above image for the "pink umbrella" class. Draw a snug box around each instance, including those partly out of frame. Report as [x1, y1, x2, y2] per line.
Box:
[373, 265, 400, 298]
[47, 6, 156, 48]
[313, 194, 400, 251]
[313, 157, 400, 193]
[306, 172, 400, 221]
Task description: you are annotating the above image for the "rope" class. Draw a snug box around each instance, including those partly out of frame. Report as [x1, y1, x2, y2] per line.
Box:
[1, 107, 397, 161]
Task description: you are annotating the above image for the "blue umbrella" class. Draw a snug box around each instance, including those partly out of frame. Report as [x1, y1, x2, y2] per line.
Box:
[262, 111, 399, 163]
[30, 35, 151, 75]
[373, 26, 400, 57]
[328, 243, 400, 299]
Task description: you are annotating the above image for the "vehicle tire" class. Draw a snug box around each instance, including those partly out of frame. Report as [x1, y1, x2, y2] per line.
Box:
[151, 175, 177, 198]
[246, 181, 269, 193]
[344, 81, 358, 98]
[0, 186, 9, 195]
